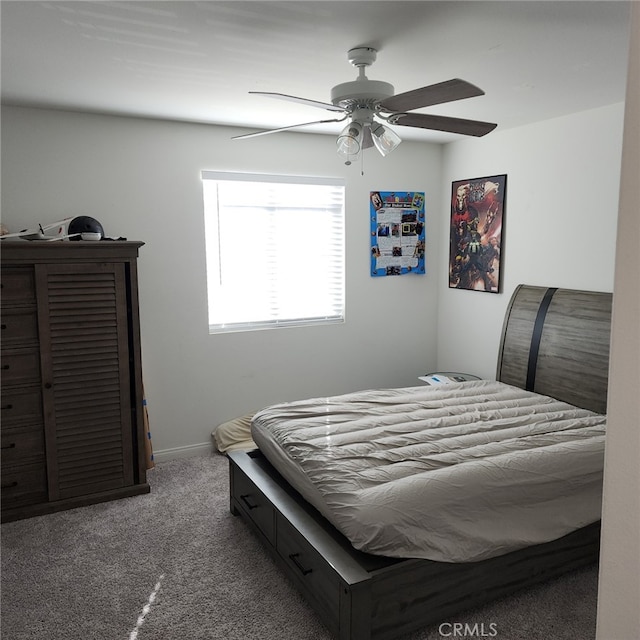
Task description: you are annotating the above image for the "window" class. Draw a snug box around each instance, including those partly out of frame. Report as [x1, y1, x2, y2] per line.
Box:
[202, 171, 345, 333]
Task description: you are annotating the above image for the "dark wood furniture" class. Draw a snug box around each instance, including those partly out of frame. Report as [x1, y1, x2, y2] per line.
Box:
[228, 284, 612, 640]
[1, 241, 150, 522]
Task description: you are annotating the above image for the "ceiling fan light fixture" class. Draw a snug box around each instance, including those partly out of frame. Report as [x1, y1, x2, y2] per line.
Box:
[239, 47, 496, 155]
[336, 121, 363, 160]
[370, 122, 402, 156]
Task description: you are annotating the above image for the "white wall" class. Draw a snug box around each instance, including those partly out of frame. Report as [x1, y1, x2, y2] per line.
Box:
[0, 100, 627, 456]
[438, 103, 625, 380]
[596, 3, 640, 637]
[0, 106, 443, 458]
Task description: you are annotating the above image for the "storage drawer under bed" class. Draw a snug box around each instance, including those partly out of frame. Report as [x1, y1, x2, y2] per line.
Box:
[229, 450, 393, 640]
[231, 462, 276, 545]
[276, 511, 341, 628]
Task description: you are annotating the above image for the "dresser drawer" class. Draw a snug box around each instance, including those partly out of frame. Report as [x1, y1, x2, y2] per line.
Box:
[276, 513, 340, 628]
[0, 386, 43, 427]
[0, 267, 35, 303]
[1, 463, 48, 508]
[232, 465, 276, 545]
[1, 308, 39, 346]
[1, 428, 45, 466]
[0, 349, 41, 385]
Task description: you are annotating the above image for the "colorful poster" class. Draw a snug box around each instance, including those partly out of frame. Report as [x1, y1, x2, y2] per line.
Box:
[370, 191, 425, 277]
[449, 175, 506, 293]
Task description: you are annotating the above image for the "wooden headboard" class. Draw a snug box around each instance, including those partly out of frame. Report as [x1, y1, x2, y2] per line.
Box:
[497, 284, 612, 414]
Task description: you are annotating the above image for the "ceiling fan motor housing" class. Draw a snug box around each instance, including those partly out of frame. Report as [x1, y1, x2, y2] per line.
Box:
[332, 47, 394, 111]
[331, 79, 395, 110]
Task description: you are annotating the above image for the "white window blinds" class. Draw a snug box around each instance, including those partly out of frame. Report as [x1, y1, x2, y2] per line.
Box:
[202, 171, 345, 333]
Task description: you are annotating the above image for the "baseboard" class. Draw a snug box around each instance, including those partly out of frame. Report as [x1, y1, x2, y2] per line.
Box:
[152, 441, 215, 463]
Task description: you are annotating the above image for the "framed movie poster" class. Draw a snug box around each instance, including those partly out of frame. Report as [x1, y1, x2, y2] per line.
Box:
[370, 191, 425, 277]
[449, 174, 506, 292]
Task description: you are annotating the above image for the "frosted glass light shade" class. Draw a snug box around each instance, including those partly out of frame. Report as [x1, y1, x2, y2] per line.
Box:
[336, 122, 363, 160]
[371, 122, 402, 156]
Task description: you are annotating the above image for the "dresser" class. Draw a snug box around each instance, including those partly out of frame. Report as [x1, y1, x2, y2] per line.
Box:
[1, 241, 150, 522]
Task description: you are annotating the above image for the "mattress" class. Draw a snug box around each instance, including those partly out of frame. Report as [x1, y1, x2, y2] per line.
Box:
[251, 380, 606, 562]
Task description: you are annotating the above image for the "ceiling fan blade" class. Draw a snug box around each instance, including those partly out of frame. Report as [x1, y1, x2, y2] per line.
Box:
[379, 79, 484, 113]
[390, 113, 497, 137]
[232, 116, 348, 140]
[249, 91, 346, 113]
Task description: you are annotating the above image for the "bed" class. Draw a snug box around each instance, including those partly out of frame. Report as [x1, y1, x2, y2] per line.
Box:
[227, 284, 612, 640]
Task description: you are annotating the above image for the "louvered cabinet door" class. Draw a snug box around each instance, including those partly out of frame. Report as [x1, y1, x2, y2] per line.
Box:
[35, 262, 135, 500]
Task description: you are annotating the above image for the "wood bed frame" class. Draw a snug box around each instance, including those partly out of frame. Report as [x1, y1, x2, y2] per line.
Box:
[228, 284, 612, 640]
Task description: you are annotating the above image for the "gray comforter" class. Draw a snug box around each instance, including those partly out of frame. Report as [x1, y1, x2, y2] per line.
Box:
[251, 380, 606, 562]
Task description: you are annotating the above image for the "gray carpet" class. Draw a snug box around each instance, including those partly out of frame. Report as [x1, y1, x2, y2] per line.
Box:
[1, 453, 598, 640]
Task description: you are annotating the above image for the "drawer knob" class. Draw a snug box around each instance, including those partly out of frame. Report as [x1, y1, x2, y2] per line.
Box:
[1, 442, 16, 450]
[1, 324, 6, 330]
[288, 553, 313, 576]
[1, 481, 18, 489]
[1, 404, 13, 410]
[1, 365, 9, 370]
[240, 493, 258, 510]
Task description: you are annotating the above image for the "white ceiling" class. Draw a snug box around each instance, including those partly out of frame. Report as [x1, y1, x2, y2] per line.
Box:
[0, 1, 632, 143]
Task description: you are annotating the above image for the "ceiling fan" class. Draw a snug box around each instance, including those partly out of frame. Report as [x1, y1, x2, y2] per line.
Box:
[233, 47, 497, 164]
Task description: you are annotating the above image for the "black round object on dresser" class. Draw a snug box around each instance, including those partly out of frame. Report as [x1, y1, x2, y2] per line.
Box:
[68, 216, 104, 240]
